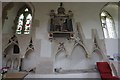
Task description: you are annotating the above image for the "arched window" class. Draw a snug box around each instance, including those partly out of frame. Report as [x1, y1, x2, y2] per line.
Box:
[16, 5, 32, 34]
[100, 10, 117, 38]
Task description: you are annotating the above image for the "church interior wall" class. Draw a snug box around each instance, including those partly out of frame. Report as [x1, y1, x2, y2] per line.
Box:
[1, 2, 118, 74]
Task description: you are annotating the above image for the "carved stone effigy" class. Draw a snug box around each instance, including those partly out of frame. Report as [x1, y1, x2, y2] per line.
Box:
[70, 22, 89, 58]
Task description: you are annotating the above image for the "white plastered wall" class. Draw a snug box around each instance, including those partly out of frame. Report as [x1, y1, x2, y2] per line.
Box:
[2, 2, 117, 74]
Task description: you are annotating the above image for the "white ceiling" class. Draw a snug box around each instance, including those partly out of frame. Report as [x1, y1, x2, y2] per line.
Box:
[0, 0, 120, 2]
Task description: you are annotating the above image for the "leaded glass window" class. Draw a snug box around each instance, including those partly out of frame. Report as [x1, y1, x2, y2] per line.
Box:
[100, 11, 117, 38]
[16, 14, 24, 34]
[16, 6, 32, 34]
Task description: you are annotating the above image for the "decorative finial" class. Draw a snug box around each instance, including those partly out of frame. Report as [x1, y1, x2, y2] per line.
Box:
[57, 2, 65, 14]
[60, 2, 63, 7]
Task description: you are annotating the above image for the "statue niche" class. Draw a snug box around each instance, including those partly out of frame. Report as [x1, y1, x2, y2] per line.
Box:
[49, 3, 74, 40]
